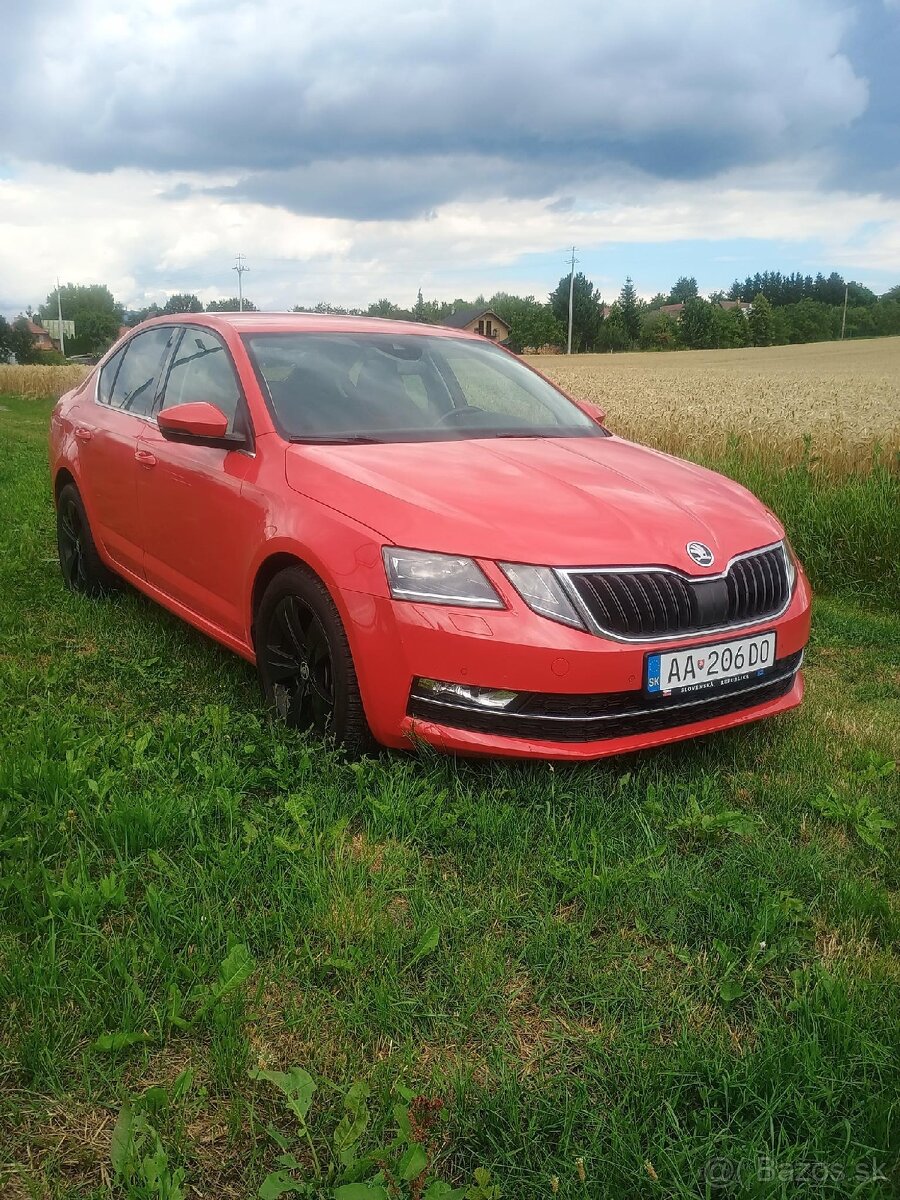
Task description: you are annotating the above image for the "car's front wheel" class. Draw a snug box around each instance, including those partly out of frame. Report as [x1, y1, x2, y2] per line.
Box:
[255, 565, 374, 754]
[56, 482, 119, 597]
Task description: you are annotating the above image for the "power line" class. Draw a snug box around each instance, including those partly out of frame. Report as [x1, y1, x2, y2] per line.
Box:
[566, 246, 578, 355]
[233, 253, 250, 311]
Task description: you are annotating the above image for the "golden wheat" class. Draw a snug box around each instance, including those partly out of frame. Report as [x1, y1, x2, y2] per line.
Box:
[527, 336, 900, 471]
[4, 339, 898, 472]
[0, 364, 90, 400]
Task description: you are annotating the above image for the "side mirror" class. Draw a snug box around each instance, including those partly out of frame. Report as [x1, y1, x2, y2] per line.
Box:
[157, 402, 245, 449]
[575, 398, 607, 425]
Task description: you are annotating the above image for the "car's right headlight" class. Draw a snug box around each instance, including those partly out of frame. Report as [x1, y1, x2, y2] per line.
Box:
[499, 562, 586, 629]
[781, 539, 797, 594]
[382, 548, 504, 607]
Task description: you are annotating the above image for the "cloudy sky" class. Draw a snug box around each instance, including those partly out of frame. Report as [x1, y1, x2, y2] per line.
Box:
[2, 0, 898, 316]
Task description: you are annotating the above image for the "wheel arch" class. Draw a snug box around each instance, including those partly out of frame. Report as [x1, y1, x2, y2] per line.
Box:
[53, 467, 77, 506]
[250, 551, 319, 646]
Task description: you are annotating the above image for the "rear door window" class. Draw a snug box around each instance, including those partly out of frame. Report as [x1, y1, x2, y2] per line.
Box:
[109, 328, 178, 416]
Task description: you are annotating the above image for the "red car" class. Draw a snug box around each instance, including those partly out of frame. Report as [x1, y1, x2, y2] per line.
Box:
[50, 313, 811, 759]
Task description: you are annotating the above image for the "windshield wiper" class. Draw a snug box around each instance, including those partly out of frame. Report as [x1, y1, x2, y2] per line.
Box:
[289, 434, 385, 445]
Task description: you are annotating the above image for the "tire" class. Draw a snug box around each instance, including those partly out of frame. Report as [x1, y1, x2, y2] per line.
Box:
[56, 482, 119, 597]
[255, 565, 375, 754]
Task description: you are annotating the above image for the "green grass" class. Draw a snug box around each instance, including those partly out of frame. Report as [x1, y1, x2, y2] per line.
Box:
[701, 438, 899, 608]
[1, 395, 898, 1198]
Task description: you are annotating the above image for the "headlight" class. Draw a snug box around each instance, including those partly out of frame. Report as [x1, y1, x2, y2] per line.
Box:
[383, 548, 503, 607]
[499, 563, 585, 629]
[781, 539, 797, 593]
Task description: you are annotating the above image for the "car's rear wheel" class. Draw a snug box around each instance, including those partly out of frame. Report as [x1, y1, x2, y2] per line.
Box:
[255, 565, 374, 754]
[56, 482, 119, 596]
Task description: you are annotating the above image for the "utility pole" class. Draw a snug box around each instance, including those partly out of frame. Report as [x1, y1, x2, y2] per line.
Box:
[840, 283, 848, 340]
[56, 278, 66, 357]
[233, 253, 249, 311]
[566, 246, 578, 355]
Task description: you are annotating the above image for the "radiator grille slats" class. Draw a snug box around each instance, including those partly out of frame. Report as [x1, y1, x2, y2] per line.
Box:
[567, 545, 790, 640]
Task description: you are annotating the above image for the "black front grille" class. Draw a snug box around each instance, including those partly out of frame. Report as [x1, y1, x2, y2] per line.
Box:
[564, 545, 790, 640]
[408, 651, 802, 744]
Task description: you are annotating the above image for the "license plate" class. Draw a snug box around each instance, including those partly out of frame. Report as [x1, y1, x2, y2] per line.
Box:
[646, 631, 776, 695]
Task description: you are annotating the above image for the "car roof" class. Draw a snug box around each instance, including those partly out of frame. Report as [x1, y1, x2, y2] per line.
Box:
[136, 311, 484, 340]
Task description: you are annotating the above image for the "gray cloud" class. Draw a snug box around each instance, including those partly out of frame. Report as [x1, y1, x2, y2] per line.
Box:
[0, 0, 876, 218]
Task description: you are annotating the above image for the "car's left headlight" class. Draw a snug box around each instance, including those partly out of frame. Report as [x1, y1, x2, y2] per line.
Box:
[382, 548, 504, 607]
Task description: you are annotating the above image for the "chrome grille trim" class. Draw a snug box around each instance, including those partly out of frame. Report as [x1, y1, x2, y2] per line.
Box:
[557, 542, 794, 643]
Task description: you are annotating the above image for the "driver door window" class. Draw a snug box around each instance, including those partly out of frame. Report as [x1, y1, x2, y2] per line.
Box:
[160, 329, 244, 434]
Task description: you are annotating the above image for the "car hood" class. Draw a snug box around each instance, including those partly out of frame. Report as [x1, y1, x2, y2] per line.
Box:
[284, 435, 783, 571]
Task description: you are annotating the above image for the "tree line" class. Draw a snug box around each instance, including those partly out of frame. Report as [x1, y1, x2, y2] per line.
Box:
[3, 273, 900, 363]
[540, 272, 900, 353]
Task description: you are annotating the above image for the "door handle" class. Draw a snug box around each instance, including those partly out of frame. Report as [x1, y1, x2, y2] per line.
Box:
[74, 426, 93, 442]
[135, 449, 157, 468]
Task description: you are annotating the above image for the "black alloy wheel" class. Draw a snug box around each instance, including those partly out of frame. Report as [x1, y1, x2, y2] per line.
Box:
[255, 566, 374, 753]
[264, 594, 336, 732]
[56, 483, 118, 596]
[58, 494, 87, 590]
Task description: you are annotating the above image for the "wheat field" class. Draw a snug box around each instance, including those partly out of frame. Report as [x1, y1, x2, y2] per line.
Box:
[528, 336, 900, 470]
[3, 337, 899, 472]
[0, 364, 88, 400]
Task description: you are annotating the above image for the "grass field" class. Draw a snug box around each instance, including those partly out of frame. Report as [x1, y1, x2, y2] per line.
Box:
[1, 350, 899, 1198]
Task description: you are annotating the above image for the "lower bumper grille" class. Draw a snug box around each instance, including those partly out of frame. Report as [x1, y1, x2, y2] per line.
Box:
[408, 651, 803, 744]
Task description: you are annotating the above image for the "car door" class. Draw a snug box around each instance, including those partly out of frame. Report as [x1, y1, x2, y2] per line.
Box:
[136, 325, 264, 641]
[72, 327, 178, 578]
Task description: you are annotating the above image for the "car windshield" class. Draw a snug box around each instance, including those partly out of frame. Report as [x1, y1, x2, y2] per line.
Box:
[242, 331, 605, 443]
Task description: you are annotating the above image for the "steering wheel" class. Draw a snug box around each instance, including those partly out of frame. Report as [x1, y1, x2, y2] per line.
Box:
[436, 405, 487, 426]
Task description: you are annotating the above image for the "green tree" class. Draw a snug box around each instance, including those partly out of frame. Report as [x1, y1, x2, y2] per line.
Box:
[162, 293, 203, 314]
[783, 298, 834, 344]
[39, 283, 123, 356]
[124, 303, 162, 326]
[639, 311, 679, 350]
[616, 277, 643, 345]
[12, 317, 48, 363]
[489, 293, 564, 353]
[645, 292, 669, 311]
[0, 316, 14, 363]
[748, 293, 775, 346]
[846, 281, 877, 307]
[420, 297, 460, 323]
[549, 272, 602, 352]
[596, 305, 633, 352]
[668, 275, 699, 304]
[679, 297, 715, 349]
[367, 298, 402, 318]
[711, 306, 749, 348]
[771, 307, 790, 345]
[412, 288, 431, 323]
[206, 297, 258, 311]
[863, 299, 900, 337]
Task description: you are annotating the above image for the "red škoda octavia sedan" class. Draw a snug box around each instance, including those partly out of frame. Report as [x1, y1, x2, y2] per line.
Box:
[50, 313, 811, 759]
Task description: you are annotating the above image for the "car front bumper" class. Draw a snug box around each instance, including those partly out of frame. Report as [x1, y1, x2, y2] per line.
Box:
[340, 565, 812, 760]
